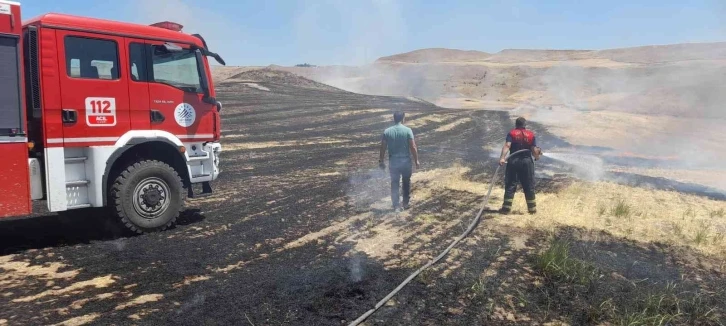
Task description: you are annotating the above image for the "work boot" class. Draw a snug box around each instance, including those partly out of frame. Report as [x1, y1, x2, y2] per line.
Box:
[526, 199, 536, 215]
[499, 207, 511, 215]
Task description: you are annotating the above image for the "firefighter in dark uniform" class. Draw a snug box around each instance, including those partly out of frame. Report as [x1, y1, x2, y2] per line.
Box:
[498, 117, 541, 214]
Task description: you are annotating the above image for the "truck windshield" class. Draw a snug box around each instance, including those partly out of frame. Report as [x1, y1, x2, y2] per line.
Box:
[151, 46, 202, 93]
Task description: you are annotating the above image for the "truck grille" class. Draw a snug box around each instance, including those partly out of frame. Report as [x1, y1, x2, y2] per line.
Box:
[23, 26, 41, 118]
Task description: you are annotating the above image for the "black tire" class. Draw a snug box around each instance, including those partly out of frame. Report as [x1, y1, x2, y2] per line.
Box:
[110, 160, 184, 234]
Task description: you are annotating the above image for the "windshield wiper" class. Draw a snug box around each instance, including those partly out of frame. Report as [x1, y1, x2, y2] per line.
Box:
[191, 34, 226, 66]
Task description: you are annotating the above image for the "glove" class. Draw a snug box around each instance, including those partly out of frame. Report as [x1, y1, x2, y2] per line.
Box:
[532, 146, 542, 161]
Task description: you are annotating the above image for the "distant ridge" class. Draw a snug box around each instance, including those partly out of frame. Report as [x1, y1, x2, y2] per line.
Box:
[376, 42, 726, 64]
[225, 67, 343, 92]
[377, 48, 491, 63]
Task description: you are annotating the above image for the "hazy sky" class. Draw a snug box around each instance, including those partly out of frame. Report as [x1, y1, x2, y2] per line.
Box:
[21, 0, 726, 66]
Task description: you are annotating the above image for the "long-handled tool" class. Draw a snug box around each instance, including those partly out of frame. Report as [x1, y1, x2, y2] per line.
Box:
[348, 149, 532, 326]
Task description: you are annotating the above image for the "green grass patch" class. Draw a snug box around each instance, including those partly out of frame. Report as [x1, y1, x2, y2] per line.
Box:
[532, 237, 723, 325]
[693, 222, 711, 246]
[611, 200, 632, 219]
[416, 214, 439, 223]
[535, 238, 599, 285]
[470, 275, 487, 297]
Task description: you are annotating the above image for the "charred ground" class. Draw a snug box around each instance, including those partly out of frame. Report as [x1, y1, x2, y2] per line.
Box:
[0, 70, 724, 325]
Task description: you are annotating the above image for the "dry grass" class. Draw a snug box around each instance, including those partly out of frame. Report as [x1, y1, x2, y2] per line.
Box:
[114, 294, 164, 311]
[502, 180, 726, 257]
[51, 313, 101, 326]
[434, 117, 472, 132]
[241, 82, 270, 91]
[406, 114, 454, 128]
[335, 108, 387, 117]
[414, 164, 726, 257]
[13, 275, 115, 303]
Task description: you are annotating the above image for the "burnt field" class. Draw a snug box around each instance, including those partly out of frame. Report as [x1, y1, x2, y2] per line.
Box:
[1, 71, 725, 325]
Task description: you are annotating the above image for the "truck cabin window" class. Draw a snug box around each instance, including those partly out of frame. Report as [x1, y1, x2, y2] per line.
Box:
[64, 36, 119, 80]
[0, 36, 22, 134]
[129, 43, 147, 82]
[151, 46, 202, 93]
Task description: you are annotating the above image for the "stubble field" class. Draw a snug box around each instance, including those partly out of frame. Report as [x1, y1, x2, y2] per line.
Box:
[0, 70, 724, 325]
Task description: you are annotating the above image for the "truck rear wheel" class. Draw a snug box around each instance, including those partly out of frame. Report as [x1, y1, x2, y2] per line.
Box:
[110, 160, 184, 234]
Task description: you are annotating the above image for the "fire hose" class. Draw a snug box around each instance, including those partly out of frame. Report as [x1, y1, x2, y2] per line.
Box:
[348, 148, 532, 326]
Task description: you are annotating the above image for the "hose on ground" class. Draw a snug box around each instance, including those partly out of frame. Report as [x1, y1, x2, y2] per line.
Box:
[348, 149, 532, 326]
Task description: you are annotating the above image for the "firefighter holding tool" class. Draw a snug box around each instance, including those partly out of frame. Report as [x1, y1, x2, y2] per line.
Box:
[498, 117, 542, 214]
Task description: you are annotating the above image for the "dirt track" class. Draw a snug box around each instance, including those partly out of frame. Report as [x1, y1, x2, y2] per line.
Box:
[1, 74, 724, 325]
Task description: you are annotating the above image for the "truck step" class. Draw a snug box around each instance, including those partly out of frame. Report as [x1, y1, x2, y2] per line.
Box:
[65, 156, 88, 163]
[66, 204, 92, 210]
[188, 154, 209, 161]
[192, 173, 211, 178]
[66, 180, 90, 187]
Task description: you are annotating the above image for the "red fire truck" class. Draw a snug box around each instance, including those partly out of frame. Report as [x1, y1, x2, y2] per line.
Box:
[0, 1, 224, 233]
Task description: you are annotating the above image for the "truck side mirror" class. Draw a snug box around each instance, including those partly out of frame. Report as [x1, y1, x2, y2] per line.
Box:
[195, 49, 215, 105]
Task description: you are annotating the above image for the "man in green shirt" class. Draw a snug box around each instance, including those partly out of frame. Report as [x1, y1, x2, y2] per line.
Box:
[379, 111, 420, 211]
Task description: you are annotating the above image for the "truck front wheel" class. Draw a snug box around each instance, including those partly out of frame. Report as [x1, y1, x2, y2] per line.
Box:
[110, 160, 184, 234]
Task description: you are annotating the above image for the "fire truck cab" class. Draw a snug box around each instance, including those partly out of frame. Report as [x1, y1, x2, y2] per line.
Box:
[0, 1, 224, 233]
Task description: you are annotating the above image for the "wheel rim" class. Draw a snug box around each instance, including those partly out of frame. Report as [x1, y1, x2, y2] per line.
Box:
[132, 177, 171, 219]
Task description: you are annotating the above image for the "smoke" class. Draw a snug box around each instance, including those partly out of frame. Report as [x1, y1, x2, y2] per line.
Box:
[346, 168, 389, 212]
[290, 0, 458, 99]
[348, 252, 364, 282]
[533, 56, 726, 169]
[543, 152, 604, 181]
[308, 42, 726, 191]
[176, 293, 206, 315]
[110, 238, 127, 251]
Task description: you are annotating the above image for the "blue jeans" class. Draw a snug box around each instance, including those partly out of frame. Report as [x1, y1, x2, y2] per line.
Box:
[389, 158, 412, 208]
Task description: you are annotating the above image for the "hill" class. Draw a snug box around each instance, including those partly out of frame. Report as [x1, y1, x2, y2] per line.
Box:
[376, 42, 726, 64]
[222, 67, 343, 92]
[377, 48, 491, 63]
[210, 41, 726, 192]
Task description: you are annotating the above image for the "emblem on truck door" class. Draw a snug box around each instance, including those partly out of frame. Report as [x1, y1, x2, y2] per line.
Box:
[174, 103, 196, 127]
[85, 97, 117, 127]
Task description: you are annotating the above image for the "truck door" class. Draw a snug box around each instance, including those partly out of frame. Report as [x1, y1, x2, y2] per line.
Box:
[0, 2, 32, 218]
[145, 40, 215, 142]
[57, 31, 130, 145]
[126, 38, 150, 130]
